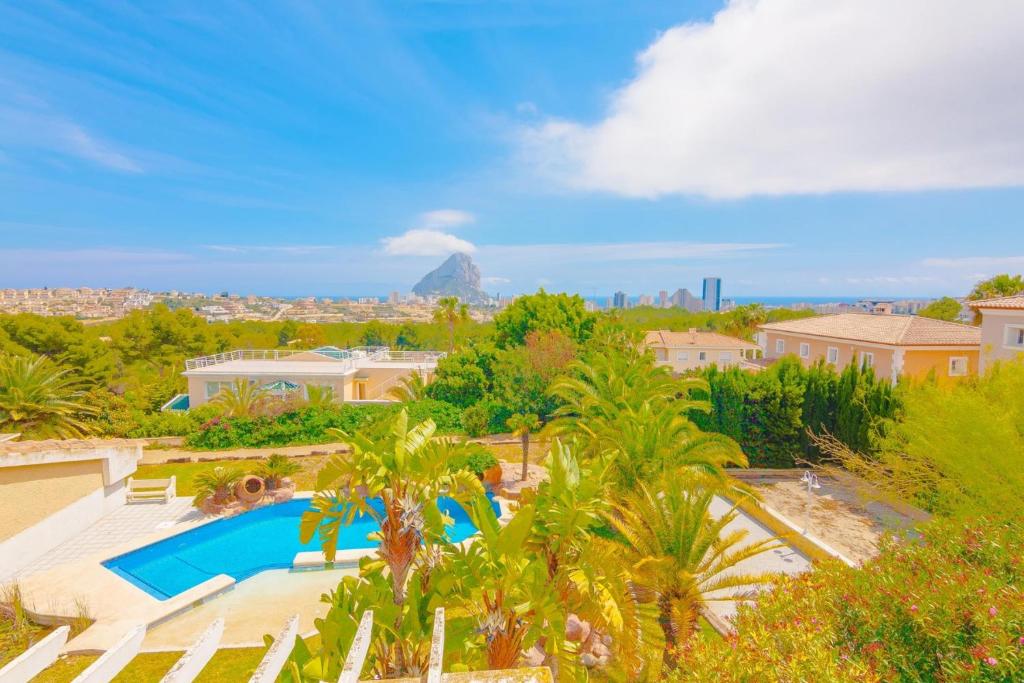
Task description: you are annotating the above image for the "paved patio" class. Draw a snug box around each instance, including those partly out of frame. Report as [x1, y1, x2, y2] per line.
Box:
[17, 497, 202, 578]
[705, 496, 811, 624]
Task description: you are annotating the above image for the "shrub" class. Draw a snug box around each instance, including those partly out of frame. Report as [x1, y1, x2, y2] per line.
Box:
[184, 401, 464, 450]
[671, 518, 1024, 682]
[460, 404, 490, 437]
[446, 443, 498, 477]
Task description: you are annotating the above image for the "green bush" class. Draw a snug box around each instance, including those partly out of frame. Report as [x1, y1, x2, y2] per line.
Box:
[673, 518, 1024, 682]
[184, 400, 464, 450]
[460, 404, 491, 437]
[694, 357, 898, 467]
[446, 443, 498, 476]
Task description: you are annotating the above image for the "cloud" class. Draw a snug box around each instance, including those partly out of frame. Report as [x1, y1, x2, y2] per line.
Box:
[522, 0, 1024, 198]
[844, 275, 938, 285]
[479, 241, 781, 263]
[418, 209, 475, 229]
[381, 229, 476, 256]
[922, 256, 1024, 269]
[482, 276, 511, 285]
[205, 244, 337, 255]
[61, 124, 142, 173]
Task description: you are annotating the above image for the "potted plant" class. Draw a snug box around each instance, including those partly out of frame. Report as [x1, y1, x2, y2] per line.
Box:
[192, 466, 244, 511]
[447, 444, 502, 486]
[255, 454, 301, 491]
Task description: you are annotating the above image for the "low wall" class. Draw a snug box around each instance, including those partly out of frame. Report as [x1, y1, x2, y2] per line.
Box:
[0, 440, 142, 580]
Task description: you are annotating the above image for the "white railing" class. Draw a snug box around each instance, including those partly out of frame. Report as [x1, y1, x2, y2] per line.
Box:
[22, 609, 552, 683]
[0, 625, 68, 683]
[185, 347, 445, 371]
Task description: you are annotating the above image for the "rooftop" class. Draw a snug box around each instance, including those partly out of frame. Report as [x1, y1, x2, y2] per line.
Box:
[183, 346, 444, 375]
[968, 294, 1024, 310]
[645, 329, 758, 349]
[759, 313, 981, 346]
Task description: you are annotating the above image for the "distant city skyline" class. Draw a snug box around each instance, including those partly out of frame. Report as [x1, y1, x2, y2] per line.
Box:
[2, 2, 1023, 297]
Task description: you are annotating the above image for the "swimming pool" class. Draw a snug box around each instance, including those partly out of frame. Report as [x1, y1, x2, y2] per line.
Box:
[104, 496, 497, 599]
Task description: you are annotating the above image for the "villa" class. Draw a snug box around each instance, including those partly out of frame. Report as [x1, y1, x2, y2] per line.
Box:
[180, 345, 444, 408]
[644, 329, 761, 373]
[756, 313, 981, 383]
[969, 295, 1024, 373]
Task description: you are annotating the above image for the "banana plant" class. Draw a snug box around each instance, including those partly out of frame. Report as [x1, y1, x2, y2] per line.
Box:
[300, 409, 484, 605]
[439, 496, 568, 672]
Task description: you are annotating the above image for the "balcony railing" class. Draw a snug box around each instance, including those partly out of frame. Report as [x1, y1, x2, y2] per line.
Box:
[184, 347, 445, 371]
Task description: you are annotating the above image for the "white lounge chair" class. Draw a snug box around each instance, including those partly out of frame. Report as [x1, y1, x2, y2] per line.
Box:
[127, 475, 176, 503]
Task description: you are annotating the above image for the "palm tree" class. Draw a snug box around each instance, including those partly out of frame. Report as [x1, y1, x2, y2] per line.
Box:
[605, 479, 780, 668]
[209, 378, 269, 418]
[433, 296, 468, 353]
[304, 384, 336, 408]
[547, 338, 746, 488]
[385, 372, 427, 402]
[506, 412, 540, 481]
[192, 466, 244, 506]
[255, 454, 300, 490]
[0, 354, 95, 439]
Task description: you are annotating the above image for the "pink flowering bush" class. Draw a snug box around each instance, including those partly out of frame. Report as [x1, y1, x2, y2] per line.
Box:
[670, 519, 1024, 682]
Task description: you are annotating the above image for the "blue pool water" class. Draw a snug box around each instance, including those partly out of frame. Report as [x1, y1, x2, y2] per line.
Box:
[103, 496, 497, 599]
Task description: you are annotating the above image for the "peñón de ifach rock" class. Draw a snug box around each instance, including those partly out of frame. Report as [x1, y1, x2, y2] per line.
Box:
[412, 253, 488, 303]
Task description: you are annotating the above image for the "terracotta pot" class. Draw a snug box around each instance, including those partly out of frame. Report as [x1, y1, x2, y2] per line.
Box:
[483, 464, 503, 487]
[235, 475, 266, 503]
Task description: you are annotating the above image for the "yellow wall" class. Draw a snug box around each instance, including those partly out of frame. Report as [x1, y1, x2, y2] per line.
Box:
[901, 349, 979, 381]
[762, 331, 896, 379]
[0, 460, 105, 541]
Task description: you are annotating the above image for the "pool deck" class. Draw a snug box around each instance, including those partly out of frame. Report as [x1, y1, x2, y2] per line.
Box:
[11, 492, 516, 654]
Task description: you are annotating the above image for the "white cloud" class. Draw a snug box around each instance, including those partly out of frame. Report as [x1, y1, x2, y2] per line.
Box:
[523, 0, 1024, 198]
[482, 276, 511, 285]
[382, 229, 476, 256]
[922, 256, 1024, 269]
[844, 275, 938, 285]
[61, 124, 142, 173]
[479, 241, 781, 263]
[419, 209, 475, 229]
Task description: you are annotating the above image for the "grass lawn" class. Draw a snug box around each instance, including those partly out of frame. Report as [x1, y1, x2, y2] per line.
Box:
[136, 456, 330, 497]
[35, 647, 268, 682]
[0, 616, 53, 669]
[137, 440, 547, 497]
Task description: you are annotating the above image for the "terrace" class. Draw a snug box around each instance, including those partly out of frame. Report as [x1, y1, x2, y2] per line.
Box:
[183, 346, 445, 371]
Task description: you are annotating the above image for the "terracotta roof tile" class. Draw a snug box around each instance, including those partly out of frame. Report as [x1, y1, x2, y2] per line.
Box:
[968, 295, 1024, 310]
[759, 313, 980, 346]
[644, 329, 759, 350]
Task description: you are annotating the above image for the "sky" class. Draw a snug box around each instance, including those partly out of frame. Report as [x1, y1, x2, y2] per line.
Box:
[1, 0, 1023, 299]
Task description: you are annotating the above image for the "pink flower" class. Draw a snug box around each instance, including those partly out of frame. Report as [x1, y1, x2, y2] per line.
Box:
[985, 657, 998, 666]
[910, 605, 918, 612]
[989, 606, 998, 617]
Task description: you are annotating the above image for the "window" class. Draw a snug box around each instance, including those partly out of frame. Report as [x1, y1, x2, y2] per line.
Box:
[698, 351, 707, 362]
[205, 382, 221, 399]
[775, 339, 785, 354]
[1006, 325, 1024, 348]
[826, 347, 839, 364]
[799, 343, 810, 358]
[949, 356, 968, 376]
[676, 351, 689, 361]
[861, 352, 874, 368]
[719, 352, 732, 362]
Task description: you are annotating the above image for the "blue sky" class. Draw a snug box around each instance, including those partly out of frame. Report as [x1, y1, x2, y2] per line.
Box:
[1, 1, 1023, 299]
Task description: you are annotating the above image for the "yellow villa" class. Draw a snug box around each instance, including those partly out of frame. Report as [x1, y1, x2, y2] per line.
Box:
[644, 329, 760, 373]
[757, 313, 981, 383]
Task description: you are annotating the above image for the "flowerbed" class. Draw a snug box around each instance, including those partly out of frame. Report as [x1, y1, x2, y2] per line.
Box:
[672, 518, 1024, 681]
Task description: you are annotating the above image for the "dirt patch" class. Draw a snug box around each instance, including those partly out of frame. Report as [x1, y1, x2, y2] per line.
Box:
[749, 474, 922, 565]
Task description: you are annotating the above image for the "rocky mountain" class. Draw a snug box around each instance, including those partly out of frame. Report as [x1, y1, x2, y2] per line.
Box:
[412, 253, 489, 304]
